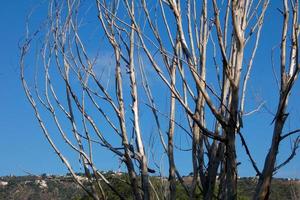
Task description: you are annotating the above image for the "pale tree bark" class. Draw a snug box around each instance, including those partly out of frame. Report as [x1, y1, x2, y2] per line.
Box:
[167, 50, 177, 200]
[127, 1, 150, 198]
[211, 1, 269, 199]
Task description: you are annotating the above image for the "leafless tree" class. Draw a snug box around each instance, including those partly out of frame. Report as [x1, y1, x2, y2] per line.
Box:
[254, 0, 300, 199]
[20, 0, 299, 200]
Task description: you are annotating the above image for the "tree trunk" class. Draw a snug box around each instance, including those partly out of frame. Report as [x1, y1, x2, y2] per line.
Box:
[225, 87, 240, 200]
[204, 143, 224, 200]
[225, 129, 238, 200]
[253, 99, 287, 200]
[168, 61, 177, 200]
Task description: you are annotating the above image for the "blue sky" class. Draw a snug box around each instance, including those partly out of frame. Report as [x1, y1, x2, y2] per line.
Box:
[0, 1, 299, 178]
[0, 0, 66, 176]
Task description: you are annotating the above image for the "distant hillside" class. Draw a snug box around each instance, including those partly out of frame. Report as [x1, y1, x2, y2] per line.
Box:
[0, 175, 88, 200]
[0, 173, 299, 200]
[237, 177, 300, 200]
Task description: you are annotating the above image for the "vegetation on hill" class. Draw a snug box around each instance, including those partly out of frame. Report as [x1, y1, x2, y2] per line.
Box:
[0, 173, 299, 200]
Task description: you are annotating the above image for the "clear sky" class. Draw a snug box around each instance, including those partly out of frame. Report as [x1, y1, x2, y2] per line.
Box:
[0, 0, 67, 176]
[0, 1, 299, 178]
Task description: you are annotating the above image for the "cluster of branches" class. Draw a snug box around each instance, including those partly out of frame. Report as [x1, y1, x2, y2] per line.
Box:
[20, 0, 299, 200]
